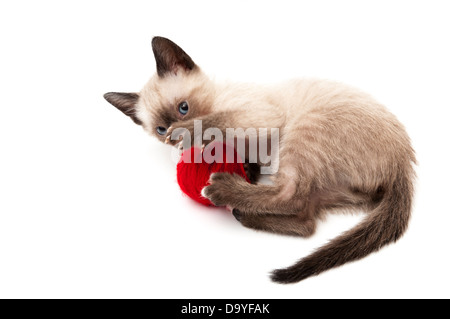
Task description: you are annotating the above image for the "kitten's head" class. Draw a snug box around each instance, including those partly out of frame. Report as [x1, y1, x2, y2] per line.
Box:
[104, 37, 214, 142]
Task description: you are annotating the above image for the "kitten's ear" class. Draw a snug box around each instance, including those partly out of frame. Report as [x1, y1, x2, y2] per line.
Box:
[152, 36, 197, 77]
[103, 92, 142, 125]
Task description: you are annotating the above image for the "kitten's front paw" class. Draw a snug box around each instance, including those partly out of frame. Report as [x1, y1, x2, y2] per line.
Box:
[165, 120, 197, 146]
[202, 173, 247, 207]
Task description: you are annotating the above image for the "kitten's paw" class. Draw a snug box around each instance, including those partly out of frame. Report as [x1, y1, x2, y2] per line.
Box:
[165, 124, 187, 146]
[232, 208, 243, 221]
[231, 209, 258, 227]
[165, 120, 198, 146]
[202, 173, 247, 207]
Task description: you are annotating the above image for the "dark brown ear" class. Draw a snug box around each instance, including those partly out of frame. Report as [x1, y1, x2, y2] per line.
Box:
[152, 36, 197, 77]
[103, 92, 142, 125]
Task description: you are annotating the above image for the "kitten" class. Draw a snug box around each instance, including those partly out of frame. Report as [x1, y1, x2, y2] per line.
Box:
[104, 36, 416, 283]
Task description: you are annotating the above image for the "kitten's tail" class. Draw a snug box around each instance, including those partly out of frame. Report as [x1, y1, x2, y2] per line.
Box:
[271, 167, 414, 284]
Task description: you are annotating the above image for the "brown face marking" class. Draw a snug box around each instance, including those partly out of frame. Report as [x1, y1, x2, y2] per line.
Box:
[158, 107, 177, 129]
[149, 83, 215, 140]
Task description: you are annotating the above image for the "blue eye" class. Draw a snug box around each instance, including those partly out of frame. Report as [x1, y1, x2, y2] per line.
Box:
[156, 126, 167, 135]
[178, 101, 189, 115]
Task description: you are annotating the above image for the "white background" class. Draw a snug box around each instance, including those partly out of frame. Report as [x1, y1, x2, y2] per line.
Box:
[1, 0, 449, 299]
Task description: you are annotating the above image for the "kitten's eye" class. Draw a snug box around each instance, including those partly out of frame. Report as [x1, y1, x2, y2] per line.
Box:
[156, 126, 167, 135]
[178, 101, 189, 115]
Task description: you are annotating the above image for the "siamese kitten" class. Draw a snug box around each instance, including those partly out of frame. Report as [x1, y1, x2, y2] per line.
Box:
[104, 37, 416, 283]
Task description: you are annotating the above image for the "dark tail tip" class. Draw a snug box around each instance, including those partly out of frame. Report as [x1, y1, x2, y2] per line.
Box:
[270, 266, 311, 284]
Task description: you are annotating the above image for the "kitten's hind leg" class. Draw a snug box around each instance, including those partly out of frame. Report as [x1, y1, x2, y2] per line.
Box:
[202, 172, 303, 215]
[233, 209, 316, 237]
[231, 185, 375, 237]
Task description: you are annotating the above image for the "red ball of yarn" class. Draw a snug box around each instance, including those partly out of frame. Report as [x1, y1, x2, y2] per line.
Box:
[176, 141, 250, 206]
